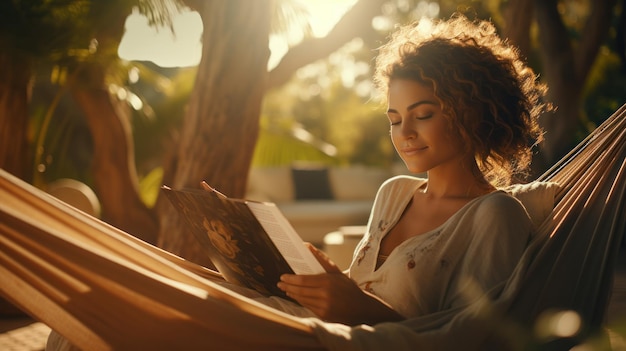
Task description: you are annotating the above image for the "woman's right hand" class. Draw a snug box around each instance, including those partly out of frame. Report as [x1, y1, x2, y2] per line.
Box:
[277, 244, 404, 325]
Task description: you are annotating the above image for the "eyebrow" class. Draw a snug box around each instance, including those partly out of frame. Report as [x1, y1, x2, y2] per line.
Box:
[387, 100, 437, 114]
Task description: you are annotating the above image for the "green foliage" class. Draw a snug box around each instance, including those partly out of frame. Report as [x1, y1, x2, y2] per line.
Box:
[7, 0, 188, 187]
[262, 46, 396, 168]
[580, 2, 626, 131]
[251, 126, 339, 167]
[582, 49, 626, 134]
[127, 63, 196, 176]
[263, 31, 398, 169]
[138, 166, 164, 207]
[255, 90, 338, 166]
[0, 0, 90, 57]
[28, 74, 95, 187]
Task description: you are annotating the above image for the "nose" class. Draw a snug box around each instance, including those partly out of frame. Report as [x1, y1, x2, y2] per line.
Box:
[399, 119, 417, 139]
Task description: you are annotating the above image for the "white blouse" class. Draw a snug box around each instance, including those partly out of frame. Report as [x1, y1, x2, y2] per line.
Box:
[348, 176, 533, 318]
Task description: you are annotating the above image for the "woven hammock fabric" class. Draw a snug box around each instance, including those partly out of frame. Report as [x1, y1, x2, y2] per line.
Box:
[0, 103, 625, 350]
[506, 102, 626, 344]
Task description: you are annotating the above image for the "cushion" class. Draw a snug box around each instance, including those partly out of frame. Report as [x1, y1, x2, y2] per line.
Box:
[505, 181, 560, 229]
[291, 167, 334, 200]
[329, 167, 391, 201]
[246, 167, 294, 202]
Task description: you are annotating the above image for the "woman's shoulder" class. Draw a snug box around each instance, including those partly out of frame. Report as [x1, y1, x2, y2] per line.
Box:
[453, 191, 533, 249]
[471, 191, 532, 226]
[476, 190, 527, 213]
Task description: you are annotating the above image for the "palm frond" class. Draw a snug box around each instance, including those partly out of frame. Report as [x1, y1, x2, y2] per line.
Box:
[253, 124, 338, 167]
[271, 0, 313, 45]
[136, 0, 185, 30]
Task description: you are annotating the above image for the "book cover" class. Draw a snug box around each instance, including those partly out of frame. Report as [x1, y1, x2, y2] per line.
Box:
[161, 185, 322, 298]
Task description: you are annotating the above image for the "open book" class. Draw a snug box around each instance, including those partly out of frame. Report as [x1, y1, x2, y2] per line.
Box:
[161, 183, 325, 299]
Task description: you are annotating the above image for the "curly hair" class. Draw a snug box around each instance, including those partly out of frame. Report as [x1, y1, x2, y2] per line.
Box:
[374, 14, 550, 186]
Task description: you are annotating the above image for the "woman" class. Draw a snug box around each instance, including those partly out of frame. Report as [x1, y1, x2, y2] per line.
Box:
[278, 13, 550, 334]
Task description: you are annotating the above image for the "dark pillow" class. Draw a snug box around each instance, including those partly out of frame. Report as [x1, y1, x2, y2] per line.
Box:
[291, 167, 334, 200]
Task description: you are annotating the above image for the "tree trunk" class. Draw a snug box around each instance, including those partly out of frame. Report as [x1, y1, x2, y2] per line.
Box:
[502, 0, 534, 60]
[70, 62, 158, 244]
[156, 0, 272, 266]
[534, 0, 616, 169]
[0, 48, 32, 316]
[533, 0, 580, 170]
[64, 4, 159, 243]
[0, 48, 32, 181]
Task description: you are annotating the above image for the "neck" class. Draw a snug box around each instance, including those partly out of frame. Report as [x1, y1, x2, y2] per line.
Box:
[423, 162, 495, 199]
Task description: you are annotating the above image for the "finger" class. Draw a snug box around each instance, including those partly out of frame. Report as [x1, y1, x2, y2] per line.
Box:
[278, 282, 325, 301]
[306, 243, 342, 273]
[278, 275, 330, 293]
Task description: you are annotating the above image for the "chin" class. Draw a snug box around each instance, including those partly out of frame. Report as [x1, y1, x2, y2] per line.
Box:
[404, 164, 427, 175]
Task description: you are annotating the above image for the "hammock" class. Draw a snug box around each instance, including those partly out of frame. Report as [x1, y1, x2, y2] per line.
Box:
[0, 103, 625, 351]
[503, 101, 626, 348]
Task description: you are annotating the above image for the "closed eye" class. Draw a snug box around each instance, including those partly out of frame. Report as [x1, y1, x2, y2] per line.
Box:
[416, 114, 433, 120]
[387, 111, 401, 126]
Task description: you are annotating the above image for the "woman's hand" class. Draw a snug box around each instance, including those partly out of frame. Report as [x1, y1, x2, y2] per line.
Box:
[277, 243, 404, 325]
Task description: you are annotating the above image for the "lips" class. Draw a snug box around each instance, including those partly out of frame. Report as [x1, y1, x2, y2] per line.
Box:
[401, 146, 428, 155]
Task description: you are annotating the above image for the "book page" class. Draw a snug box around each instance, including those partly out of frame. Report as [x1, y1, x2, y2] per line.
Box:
[246, 202, 325, 275]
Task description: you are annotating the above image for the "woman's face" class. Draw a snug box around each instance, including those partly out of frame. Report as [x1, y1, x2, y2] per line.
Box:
[386, 79, 465, 174]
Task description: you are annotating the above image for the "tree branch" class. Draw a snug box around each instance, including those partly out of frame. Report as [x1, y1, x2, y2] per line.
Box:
[267, 0, 386, 90]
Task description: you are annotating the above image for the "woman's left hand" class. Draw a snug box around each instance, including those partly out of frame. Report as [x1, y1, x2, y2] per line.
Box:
[277, 244, 403, 325]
